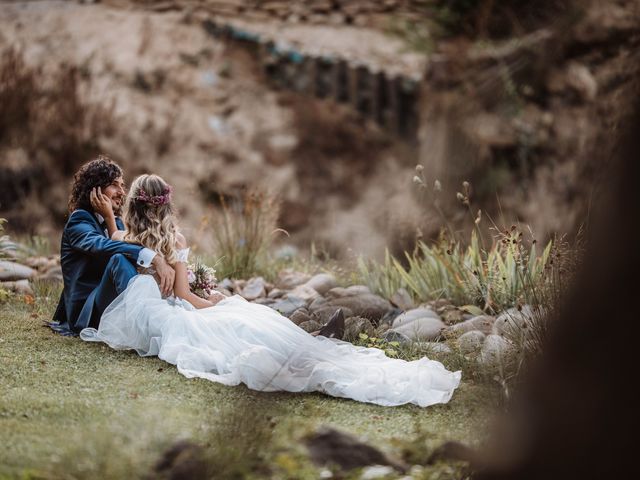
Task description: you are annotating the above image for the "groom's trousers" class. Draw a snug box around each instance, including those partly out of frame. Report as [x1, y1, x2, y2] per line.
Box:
[75, 254, 138, 332]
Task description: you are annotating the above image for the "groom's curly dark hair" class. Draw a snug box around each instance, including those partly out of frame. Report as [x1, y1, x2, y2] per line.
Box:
[68, 155, 123, 213]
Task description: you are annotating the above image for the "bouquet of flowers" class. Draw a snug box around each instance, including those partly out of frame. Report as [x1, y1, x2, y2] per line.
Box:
[186, 261, 218, 299]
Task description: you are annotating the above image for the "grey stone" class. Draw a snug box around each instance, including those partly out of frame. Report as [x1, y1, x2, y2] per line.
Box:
[479, 334, 513, 365]
[241, 276, 266, 300]
[304, 273, 338, 295]
[308, 296, 329, 312]
[457, 331, 486, 354]
[0, 261, 37, 281]
[390, 288, 414, 311]
[493, 306, 538, 339]
[443, 315, 496, 337]
[392, 308, 441, 328]
[276, 270, 310, 290]
[420, 342, 453, 354]
[288, 284, 320, 302]
[252, 297, 275, 306]
[290, 308, 312, 326]
[325, 285, 371, 299]
[382, 329, 411, 344]
[1, 279, 33, 296]
[390, 316, 446, 342]
[299, 320, 323, 333]
[219, 278, 234, 291]
[37, 266, 63, 282]
[327, 294, 392, 323]
[313, 306, 354, 325]
[270, 296, 307, 317]
[267, 288, 286, 299]
[343, 316, 375, 342]
[378, 307, 402, 326]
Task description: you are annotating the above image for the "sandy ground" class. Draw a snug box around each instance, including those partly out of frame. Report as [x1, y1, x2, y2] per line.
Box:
[0, 0, 425, 258]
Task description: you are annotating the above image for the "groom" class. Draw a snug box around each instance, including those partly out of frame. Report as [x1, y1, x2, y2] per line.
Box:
[50, 155, 175, 336]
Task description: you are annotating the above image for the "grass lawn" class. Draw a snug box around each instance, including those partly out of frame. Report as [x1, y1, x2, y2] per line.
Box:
[0, 294, 491, 479]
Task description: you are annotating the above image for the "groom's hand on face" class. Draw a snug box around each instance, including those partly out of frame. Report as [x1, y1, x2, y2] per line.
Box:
[152, 256, 175, 296]
[90, 187, 114, 219]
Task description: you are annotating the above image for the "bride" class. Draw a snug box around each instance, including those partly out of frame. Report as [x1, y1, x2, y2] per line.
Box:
[80, 174, 461, 407]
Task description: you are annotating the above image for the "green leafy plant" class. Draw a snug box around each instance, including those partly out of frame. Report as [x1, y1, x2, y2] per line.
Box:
[357, 248, 407, 301]
[354, 333, 400, 358]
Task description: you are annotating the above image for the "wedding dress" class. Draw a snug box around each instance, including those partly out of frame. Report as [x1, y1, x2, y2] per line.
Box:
[80, 249, 461, 407]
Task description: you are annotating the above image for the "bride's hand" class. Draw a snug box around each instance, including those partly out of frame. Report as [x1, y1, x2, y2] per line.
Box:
[207, 291, 226, 305]
[152, 256, 176, 296]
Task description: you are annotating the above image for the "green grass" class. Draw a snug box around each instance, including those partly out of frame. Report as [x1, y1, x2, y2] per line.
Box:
[0, 296, 490, 479]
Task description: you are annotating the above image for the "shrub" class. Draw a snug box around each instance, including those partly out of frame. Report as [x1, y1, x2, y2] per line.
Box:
[211, 190, 282, 279]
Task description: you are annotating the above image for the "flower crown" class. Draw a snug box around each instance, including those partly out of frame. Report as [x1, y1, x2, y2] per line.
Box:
[135, 185, 172, 206]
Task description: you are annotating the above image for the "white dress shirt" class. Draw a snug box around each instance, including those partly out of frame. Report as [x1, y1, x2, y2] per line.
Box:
[95, 213, 156, 268]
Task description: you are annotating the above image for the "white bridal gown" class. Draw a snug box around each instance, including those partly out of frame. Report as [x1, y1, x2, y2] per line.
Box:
[80, 249, 461, 407]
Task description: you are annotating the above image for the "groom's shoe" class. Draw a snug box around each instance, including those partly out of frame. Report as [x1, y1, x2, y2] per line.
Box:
[317, 308, 345, 339]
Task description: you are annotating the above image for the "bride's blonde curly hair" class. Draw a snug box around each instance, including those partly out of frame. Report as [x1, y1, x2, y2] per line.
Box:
[123, 174, 178, 265]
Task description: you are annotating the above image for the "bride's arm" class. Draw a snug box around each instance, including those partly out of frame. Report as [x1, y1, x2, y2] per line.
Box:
[173, 234, 223, 309]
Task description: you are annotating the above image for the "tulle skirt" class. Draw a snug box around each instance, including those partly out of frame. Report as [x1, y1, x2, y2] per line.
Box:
[80, 275, 461, 407]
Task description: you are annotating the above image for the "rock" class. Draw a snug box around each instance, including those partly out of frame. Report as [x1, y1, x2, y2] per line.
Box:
[267, 288, 286, 299]
[219, 278, 234, 291]
[288, 284, 320, 302]
[458, 331, 486, 354]
[0, 260, 37, 281]
[420, 342, 453, 354]
[343, 316, 375, 342]
[252, 297, 275, 306]
[276, 270, 310, 290]
[299, 320, 323, 333]
[378, 307, 402, 326]
[308, 296, 329, 312]
[443, 315, 496, 337]
[304, 273, 338, 295]
[327, 294, 392, 323]
[325, 285, 371, 299]
[270, 296, 307, 317]
[381, 329, 411, 344]
[493, 306, 538, 339]
[290, 308, 312, 326]
[24, 256, 56, 271]
[390, 288, 414, 311]
[392, 308, 441, 328]
[479, 334, 513, 365]
[440, 306, 466, 325]
[389, 316, 446, 342]
[1, 279, 33, 295]
[37, 266, 63, 282]
[313, 306, 354, 324]
[241, 276, 266, 300]
[304, 427, 406, 472]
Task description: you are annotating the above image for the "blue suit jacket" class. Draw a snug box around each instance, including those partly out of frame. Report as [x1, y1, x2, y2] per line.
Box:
[51, 209, 143, 334]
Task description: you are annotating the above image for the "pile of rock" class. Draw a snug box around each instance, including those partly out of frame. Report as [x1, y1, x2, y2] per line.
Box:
[0, 254, 62, 297]
[218, 269, 538, 366]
